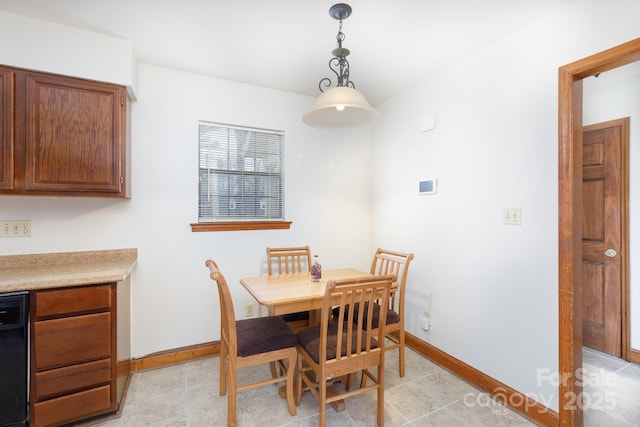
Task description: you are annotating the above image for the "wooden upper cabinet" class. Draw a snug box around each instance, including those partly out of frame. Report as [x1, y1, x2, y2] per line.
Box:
[1, 65, 129, 197]
[0, 67, 14, 190]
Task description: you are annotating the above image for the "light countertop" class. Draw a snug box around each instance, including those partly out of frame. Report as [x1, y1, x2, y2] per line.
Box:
[0, 248, 137, 292]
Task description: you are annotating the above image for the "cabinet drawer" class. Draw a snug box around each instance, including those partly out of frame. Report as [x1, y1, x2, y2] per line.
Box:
[34, 284, 113, 318]
[32, 384, 112, 427]
[34, 358, 112, 400]
[33, 312, 111, 370]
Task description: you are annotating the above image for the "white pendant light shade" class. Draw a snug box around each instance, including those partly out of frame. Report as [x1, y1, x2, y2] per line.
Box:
[302, 86, 379, 129]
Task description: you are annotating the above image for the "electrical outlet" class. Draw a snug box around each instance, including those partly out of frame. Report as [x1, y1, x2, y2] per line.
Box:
[421, 317, 430, 331]
[245, 303, 254, 317]
[0, 220, 32, 237]
[421, 311, 431, 331]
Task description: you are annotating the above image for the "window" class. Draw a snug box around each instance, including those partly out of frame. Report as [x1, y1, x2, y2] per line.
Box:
[193, 121, 290, 232]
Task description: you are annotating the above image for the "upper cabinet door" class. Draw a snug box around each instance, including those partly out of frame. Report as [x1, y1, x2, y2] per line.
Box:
[24, 71, 126, 195]
[0, 67, 14, 190]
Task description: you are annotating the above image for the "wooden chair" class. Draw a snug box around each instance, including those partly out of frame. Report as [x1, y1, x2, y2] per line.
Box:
[334, 248, 415, 378]
[205, 259, 298, 426]
[368, 248, 414, 377]
[267, 246, 312, 275]
[266, 246, 312, 332]
[296, 275, 395, 427]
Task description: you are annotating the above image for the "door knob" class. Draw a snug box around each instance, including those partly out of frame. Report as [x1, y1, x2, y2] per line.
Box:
[605, 249, 617, 257]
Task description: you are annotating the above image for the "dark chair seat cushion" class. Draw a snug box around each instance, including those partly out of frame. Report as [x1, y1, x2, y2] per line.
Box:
[331, 302, 400, 329]
[297, 322, 378, 364]
[279, 311, 310, 323]
[236, 316, 298, 357]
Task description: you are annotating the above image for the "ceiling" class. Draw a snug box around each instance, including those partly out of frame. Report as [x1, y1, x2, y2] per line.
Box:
[0, 0, 574, 105]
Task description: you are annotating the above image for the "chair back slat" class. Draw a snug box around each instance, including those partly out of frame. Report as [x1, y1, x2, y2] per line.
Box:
[205, 259, 237, 357]
[267, 246, 312, 275]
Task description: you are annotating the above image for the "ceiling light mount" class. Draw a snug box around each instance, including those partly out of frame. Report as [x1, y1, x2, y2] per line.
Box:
[302, 3, 379, 129]
[329, 3, 351, 21]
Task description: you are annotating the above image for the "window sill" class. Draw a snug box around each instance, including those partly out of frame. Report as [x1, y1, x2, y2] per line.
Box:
[190, 221, 292, 232]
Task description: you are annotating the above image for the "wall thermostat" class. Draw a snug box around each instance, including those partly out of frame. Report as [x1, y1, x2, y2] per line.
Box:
[419, 179, 437, 195]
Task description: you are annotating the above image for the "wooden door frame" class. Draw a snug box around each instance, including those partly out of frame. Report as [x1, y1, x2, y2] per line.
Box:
[558, 37, 640, 426]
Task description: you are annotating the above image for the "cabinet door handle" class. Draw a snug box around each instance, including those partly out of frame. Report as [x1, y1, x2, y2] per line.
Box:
[605, 249, 617, 257]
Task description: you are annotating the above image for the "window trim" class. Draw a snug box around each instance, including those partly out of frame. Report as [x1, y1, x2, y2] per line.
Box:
[190, 221, 292, 232]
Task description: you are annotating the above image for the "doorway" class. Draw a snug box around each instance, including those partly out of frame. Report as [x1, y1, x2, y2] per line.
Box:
[582, 118, 629, 359]
[558, 38, 640, 426]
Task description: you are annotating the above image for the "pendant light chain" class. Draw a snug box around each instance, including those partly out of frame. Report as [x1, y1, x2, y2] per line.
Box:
[318, 5, 354, 92]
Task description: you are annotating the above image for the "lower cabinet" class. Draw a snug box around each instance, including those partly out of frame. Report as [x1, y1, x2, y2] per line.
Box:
[30, 283, 118, 427]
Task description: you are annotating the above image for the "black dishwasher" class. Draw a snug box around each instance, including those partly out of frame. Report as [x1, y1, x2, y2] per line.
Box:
[0, 291, 28, 427]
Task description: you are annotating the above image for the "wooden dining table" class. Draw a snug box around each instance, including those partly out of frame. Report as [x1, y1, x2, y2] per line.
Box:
[239, 268, 375, 411]
[240, 268, 373, 324]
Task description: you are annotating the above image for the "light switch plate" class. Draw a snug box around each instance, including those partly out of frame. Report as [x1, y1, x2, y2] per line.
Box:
[503, 208, 522, 225]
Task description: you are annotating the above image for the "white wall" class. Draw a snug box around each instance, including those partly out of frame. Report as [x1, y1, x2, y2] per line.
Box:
[583, 62, 640, 350]
[371, 0, 640, 412]
[0, 11, 137, 97]
[126, 64, 373, 355]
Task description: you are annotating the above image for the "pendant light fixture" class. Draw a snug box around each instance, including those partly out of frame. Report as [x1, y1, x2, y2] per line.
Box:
[302, 3, 379, 129]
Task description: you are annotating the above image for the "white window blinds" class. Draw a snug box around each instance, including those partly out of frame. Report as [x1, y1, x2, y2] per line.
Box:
[198, 121, 284, 222]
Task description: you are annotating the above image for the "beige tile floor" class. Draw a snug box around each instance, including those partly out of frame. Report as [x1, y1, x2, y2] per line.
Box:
[583, 346, 640, 427]
[86, 343, 537, 427]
